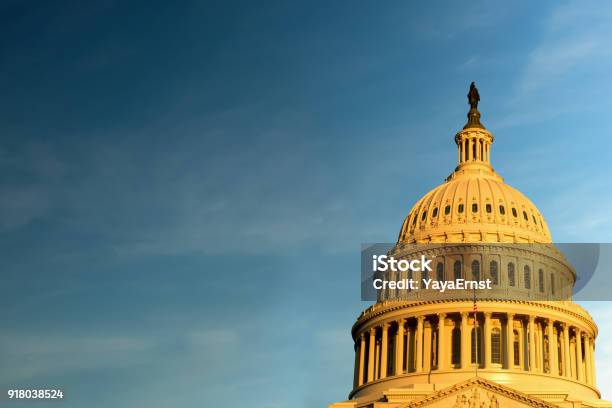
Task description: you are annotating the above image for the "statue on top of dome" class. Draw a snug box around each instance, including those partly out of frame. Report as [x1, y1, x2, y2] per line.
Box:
[468, 82, 480, 110]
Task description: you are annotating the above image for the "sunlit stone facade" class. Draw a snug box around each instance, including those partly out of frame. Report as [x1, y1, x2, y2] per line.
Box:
[330, 86, 611, 407]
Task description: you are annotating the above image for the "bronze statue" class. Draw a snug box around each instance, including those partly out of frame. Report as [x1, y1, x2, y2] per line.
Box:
[468, 82, 480, 109]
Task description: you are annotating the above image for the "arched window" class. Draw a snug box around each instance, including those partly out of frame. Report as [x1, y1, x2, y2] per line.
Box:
[524, 265, 531, 289]
[513, 330, 520, 366]
[421, 211, 427, 221]
[490, 261, 499, 285]
[408, 270, 413, 292]
[486, 203, 492, 213]
[538, 269, 544, 292]
[499, 205, 506, 215]
[472, 203, 478, 213]
[436, 262, 444, 281]
[452, 327, 461, 365]
[458, 204, 464, 214]
[551, 273, 555, 295]
[432, 207, 438, 217]
[454, 261, 462, 280]
[472, 260, 480, 280]
[512, 208, 518, 217]
[471, 327, 483, 364]
[508, 263, 515, 287]
[444, 205, 451, 215]
[491, 328, 501, 364]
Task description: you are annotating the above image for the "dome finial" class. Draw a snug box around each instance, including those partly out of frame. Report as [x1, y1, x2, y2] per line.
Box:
[464, 82, 485, 129]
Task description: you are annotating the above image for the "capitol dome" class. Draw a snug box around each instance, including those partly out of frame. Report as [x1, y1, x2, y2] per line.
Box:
[398, 103, 551, 244]
[330, 84, 607, 408]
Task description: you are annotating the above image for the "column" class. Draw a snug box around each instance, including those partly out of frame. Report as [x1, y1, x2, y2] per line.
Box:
[438, 313, 447, 370]
[590, 340, 597, 386]
[374, 340, 380, 379]
[576, 329, 584, 382]
[358, 333, 366, 386]
[585, 336, 592, 385]
[395, 319, 405, 376]
[468, 139, 472, 161]
[368, 327, 376, 382]
[381, 323, 389, 379]
[461, 139, 466, 162]
[506, 314, 514, 369]
[416, 315, 424, 372]
[461, 312, 470, 369]
[458, 141, 461, 163]
[484, 312, 492, 369]
[424, 319, 432, 371]
[406, 326, 413, 372]
[563, 324, 571, 377]
[528, 316, 536, 372]
[536, 325, 542, 372]
[547, 320, 557, 375]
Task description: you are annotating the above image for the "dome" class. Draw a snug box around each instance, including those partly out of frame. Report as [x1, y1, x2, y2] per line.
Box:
[397, 106, 551, 244]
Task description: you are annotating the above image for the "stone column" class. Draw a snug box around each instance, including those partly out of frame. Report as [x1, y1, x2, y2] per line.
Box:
[547, 320, 557, 375]
[381, 323, 389, 379]
[536, 324, 543, 372]
[468, 139, 472, 161]
[506, 314, 514, 369]
[585, 336, 592, 385]
[424, 320, 432, 371]
[404, 326, 414, 372]
[395, 319, 405, 376]
[528, 316, 536, 372]
[461, 312, 470, 369]
[367, 327, 376, 382]
[590, 340, 597, 386]
[416, 316, 425, 372]
[484, 312, 492, 369]
[358, 333, 366, 386]
[374, 340, 380, 379]
[438, 313, 447, 370]
[576, 329, 584, 382]
[562, 324, 570, 377]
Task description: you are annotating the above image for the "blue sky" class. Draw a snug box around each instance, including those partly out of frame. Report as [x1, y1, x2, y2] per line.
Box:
[2, 1, 612, 407]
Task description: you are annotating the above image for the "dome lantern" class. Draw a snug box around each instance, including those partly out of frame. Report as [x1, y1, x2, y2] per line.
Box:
[455, 82, 494, 169]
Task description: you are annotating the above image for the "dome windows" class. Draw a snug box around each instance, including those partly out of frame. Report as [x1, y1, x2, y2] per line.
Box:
[397, 176, 551, 243]
[508, 263, 515, 286]
[453, 261, 462, 280]
[436, 262, 444, 281]
[551, 273, 555, 295]
[471, 260, 480, 280]
[524, 265, 531, 289]
[490, 261, 499, 285]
